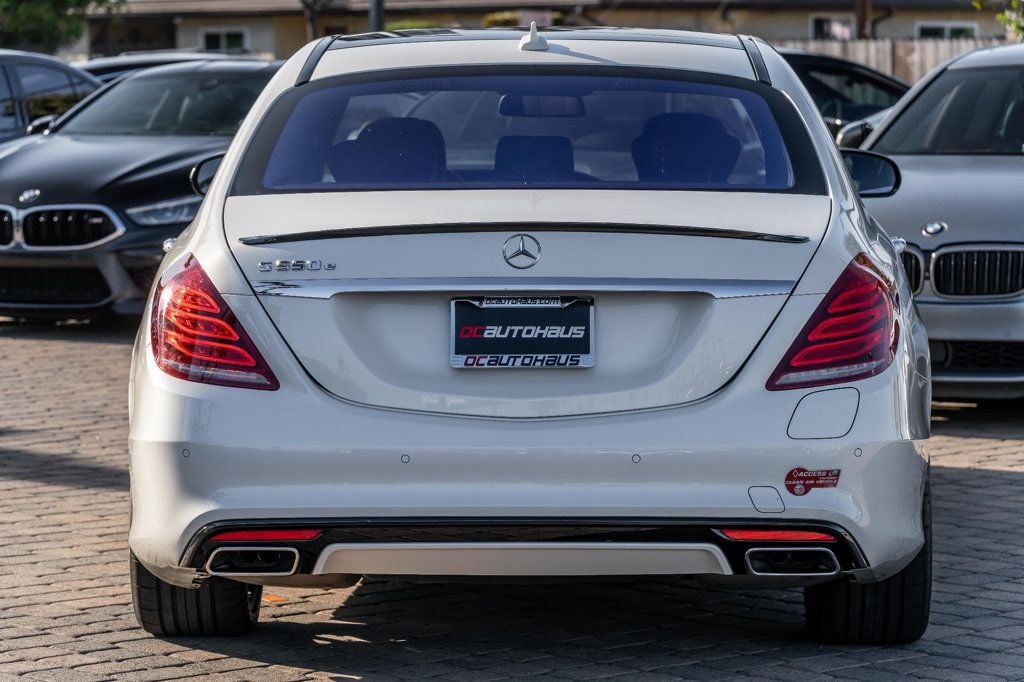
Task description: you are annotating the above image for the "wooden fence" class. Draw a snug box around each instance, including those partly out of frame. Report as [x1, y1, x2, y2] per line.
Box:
[772, 38, 1009, 83]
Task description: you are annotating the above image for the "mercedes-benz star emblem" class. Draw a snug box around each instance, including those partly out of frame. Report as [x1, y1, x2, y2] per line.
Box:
[18, 189, 40, 205]
[502, 234, 541, 269]
[922, 221, 948, 236]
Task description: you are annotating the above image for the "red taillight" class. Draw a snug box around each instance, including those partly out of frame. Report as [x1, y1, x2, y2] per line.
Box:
[210, 529, 322, 542]
[721, 529, 835, 542]
[767, 254, 898, 391]
[152, 255, 279, 390]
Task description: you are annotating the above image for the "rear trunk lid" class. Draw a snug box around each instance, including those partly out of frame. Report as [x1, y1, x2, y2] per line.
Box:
[225, 190, 831, 418]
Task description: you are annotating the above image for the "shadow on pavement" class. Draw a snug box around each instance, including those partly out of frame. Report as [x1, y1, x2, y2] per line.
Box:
[0, 446, 129, 490]
[932, 400, 1024, 440]
[0, 315, 139, 344]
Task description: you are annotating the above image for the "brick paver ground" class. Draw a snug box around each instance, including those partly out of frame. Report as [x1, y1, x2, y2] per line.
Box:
[1, 318, 1023, 680]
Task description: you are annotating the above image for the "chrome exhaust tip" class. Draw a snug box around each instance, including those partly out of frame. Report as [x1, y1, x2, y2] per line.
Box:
[205, 546, 300, 577]
[744, 547, 840, 577]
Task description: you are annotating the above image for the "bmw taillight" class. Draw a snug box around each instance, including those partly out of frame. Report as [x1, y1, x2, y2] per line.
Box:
[767, 254, 898, 390]
[151, 255, 279, 390]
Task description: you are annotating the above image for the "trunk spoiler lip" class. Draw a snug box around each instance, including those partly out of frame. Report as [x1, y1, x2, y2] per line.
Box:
[237, 222, 811, 246]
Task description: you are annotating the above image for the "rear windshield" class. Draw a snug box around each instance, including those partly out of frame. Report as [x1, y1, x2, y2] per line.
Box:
[874, 66, 1024, 155]
[234, 68, 825, 195]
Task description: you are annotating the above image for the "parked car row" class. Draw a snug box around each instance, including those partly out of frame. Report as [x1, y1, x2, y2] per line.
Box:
[0, 36, 1019, 646]
[0, 59, 280, 317]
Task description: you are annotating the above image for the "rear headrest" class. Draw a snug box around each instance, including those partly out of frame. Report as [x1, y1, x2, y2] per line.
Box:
[632, 113, 741, 184]
[327, 117, 448, 184]
[494, 135, 575, 183]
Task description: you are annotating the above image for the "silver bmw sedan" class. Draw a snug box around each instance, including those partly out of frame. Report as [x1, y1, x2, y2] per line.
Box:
[863, 44, 1024, 399]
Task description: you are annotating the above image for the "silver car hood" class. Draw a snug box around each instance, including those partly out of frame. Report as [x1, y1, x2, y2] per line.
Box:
[865, 155, 1024, 246]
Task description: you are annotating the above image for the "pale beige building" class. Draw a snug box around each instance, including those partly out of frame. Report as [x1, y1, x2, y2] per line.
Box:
[83, 0, 1007, 59]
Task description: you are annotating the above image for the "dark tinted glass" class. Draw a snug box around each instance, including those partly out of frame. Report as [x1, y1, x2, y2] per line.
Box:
[796, 66, 903, 121]
[875, 66, 1024, 155]
[0, 68, 18, 131]
[60, 72, 270, 136]
[240, 72, 822, 194]
[14, 63, 78, 120]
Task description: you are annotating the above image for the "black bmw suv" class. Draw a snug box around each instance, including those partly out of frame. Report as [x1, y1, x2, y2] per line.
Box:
[0, 59, 280, 318]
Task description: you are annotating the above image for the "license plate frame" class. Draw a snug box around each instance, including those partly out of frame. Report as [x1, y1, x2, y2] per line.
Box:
[450, 296, 595, 369]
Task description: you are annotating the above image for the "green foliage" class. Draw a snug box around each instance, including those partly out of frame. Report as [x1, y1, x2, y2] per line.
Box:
[481, 10, 564, 28]
[0, 0, 122, 52]
[973, 0, 1024, 41]
[385, 19, 443, 31]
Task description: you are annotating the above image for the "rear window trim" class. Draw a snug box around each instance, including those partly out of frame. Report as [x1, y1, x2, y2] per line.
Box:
[230, 64, 828, 197]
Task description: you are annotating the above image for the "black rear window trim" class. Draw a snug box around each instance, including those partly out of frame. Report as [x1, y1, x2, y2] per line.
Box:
[230, 63, 828, 198]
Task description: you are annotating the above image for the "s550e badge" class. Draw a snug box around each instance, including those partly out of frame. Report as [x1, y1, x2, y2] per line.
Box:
[257, 260, 336, 273]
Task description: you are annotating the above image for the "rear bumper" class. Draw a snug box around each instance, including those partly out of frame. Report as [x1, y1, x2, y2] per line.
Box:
[129, 376, 927, 590]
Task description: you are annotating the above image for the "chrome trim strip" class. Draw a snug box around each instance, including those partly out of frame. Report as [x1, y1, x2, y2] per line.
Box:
[204, 546, 300, 578]
[251, 276, 794, 300]
[312, 542, 733, 576]
[743, 547, 840, 577]
[929, 243, 1024, 300]
[238, 222, 811, 246]
[0, 203, 126, 252]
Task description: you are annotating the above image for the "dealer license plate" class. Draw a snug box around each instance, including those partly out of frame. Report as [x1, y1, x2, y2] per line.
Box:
[450, 296, 595, 369]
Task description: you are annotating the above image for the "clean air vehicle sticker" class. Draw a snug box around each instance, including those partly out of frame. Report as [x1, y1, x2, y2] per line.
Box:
[784, 468, 841, 496]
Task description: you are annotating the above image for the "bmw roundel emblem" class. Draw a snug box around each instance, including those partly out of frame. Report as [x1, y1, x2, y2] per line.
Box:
[18, 188, 40, 204]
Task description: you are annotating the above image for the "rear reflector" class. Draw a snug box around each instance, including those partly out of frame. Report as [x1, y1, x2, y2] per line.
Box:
[767, 254, 898, 390]
[151, 255, 279, 390]
[210, 529, 323, 542]
[721, 529, 835, 542]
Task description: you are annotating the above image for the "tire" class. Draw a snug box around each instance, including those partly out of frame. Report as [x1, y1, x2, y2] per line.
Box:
[803, 481, 931, 644]
[131, 553, 262, 637]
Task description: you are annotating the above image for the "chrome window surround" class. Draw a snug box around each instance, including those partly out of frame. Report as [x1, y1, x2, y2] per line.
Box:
[929, 243, 1024, 300]
[901, 243, 926, 296]
[0, 203, 126, 252]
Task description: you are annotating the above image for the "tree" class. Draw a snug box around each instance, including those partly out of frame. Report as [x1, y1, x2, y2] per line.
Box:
[973, 0, 1024, 41]
[300, 0, 335, 41]
[0, 0, 121, 53]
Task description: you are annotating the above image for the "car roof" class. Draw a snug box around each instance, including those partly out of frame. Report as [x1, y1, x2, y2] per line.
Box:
[123, 59, 282, 80]
[78, 52, 250, 69]
[311, 27, 759, 83]
[0, 49, 102, 86]
[0, 48, 79, 66]
[949, 42, 1024, 69]
[328, 27, 743, 50]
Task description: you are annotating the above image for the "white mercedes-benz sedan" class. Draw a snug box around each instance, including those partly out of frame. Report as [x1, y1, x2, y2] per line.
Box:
[128, 27, 932, 644]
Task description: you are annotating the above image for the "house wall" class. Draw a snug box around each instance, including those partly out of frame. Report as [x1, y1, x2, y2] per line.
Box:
[587, 7, 1006, 40]
[175, 16, 278, 56]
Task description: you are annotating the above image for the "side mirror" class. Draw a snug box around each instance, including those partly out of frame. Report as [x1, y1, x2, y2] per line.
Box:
[840, 148, 900, 198]
[189, 153, 225, 196]
[835, 120, 873, 148]
[26, 114, 58, 136]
